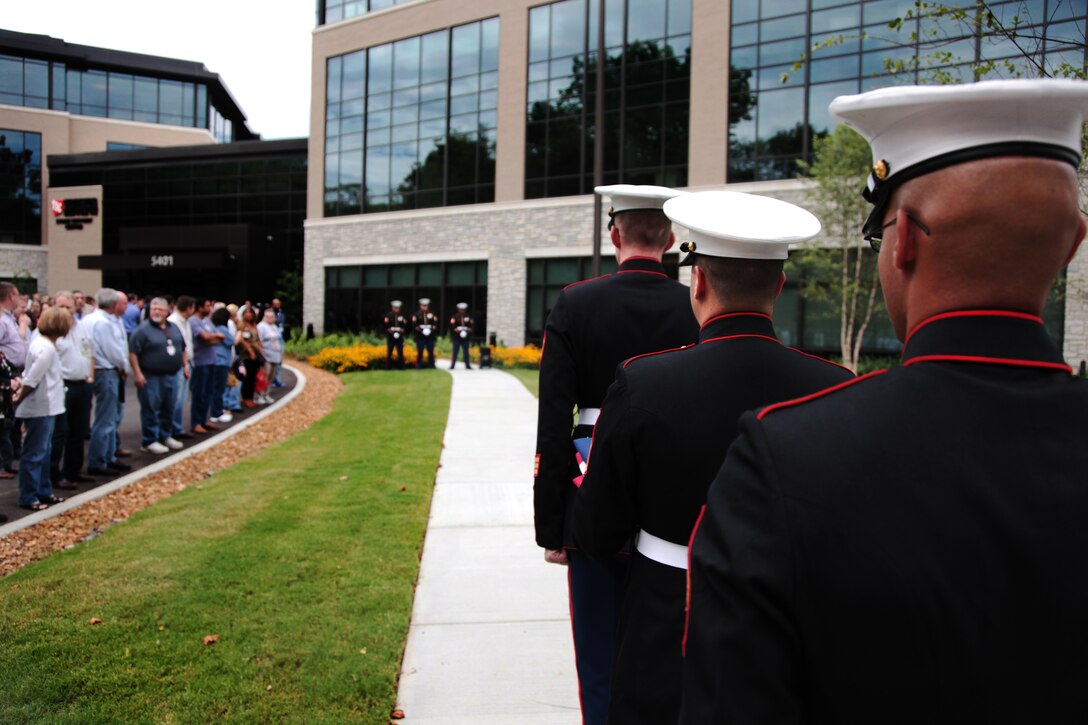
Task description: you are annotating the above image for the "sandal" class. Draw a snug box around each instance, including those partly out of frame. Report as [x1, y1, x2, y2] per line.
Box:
[38, 495, 66, 505]
[19, 501, 48, 511]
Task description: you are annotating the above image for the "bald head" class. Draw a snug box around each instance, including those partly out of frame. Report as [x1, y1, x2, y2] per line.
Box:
[881, 156, 1086, 337]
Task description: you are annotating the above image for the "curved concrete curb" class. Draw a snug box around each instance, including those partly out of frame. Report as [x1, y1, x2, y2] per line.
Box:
[0, 363, 308, 539]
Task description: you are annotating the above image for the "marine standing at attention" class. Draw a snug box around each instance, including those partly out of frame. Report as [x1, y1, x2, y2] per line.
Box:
[575, 190, 853, 724]
[682, 79, 1088, 724]
[412, 298, 438, 369]
[534, 184, 699, 725]
[384, 300, 407, 371]
[448, 302, 474, 370]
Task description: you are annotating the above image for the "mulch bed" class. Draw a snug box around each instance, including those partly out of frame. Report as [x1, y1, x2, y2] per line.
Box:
[0, 360, 343, 578]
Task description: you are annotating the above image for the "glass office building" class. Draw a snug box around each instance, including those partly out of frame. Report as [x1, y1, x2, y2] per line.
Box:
[306, 0, 1088, 363]
[729, 0, 1088, 180]
[0, 128, 41, 245]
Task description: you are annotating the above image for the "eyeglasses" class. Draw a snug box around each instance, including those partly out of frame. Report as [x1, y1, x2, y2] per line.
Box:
[865, 211, 931, 252]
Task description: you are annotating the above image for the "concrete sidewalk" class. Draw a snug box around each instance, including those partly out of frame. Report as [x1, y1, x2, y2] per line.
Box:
[395, 368, 580, 725]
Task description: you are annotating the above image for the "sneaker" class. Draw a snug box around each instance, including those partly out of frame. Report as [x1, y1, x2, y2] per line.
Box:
[258, 395, 272, 405]
[163, 437, 184, 451]
[213, 412, 233, 423]
[140, 442, 169, 454]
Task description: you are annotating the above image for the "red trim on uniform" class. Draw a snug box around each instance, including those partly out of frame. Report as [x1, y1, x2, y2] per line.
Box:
[623, 255, 663, 263]
[786, 346, 855, 374]
[566, 566, 587, 725]
[533, 453, 541, 478]
[757, 369, 889, 421]
[617, 269, 668, 278]
[903, 354, 1073, 374]
[699, 311, 772, 330]
[701, 333, 779, 346]
[682, 504, 707, 658]
[903, 309, 1043, 346]
[563, 274, 611, 291]
[621, 343, 693, 368]
[540, 331, 547, 357]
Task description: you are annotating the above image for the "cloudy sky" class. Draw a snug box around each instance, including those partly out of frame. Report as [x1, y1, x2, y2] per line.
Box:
[5, 0, 314, 139]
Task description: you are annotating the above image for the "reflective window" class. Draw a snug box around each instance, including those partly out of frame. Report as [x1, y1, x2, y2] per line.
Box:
[0, 129, 42, 245]
[727, 0, 1088, 181]
[321, 0, 414, 25]
[324, 261, 488, 336]
[525, 0, 692, 199]
[324, 17, 498, 216]
[0, 51, 240, 141]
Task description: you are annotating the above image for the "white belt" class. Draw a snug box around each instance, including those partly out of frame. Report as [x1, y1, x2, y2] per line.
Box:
[637, 529, 688, 570]
[577, 408, 600, 426]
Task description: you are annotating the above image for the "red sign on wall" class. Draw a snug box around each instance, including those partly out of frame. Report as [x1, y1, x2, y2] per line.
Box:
[51, 199, 64, 217]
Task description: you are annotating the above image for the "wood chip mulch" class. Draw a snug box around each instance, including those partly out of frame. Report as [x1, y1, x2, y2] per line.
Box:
[0, 360, 342, 578]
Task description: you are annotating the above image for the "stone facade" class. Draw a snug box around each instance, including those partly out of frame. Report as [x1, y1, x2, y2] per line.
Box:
[0, 243, 49, 293]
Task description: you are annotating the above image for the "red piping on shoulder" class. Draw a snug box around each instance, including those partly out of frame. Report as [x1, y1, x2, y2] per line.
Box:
[699, 311, 772, 330]
[621, 343, 693, 368]
[757, 369, 888, 421]
[701, 333, 779, 346]
[903, 354, 1073, 374]
[617, 269, 668, 278]
[623, 255, 662, 263]
[682, 504, 707, 658]
[563, 274, 611, 291]
[903, 309, 1043, 346]
[786, 346, 855, 374]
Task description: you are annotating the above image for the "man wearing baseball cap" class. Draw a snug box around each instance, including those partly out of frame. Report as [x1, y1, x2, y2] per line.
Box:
[683, 79, 1088, 723]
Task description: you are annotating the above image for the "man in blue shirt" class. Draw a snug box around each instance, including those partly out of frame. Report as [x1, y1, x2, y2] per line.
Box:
[188, 298, 225, 435]
[121, 293, 143, 337]
[85, 288, 132, 476]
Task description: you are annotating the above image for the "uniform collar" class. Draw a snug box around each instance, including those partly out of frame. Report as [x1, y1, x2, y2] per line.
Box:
[902, 309, 1070, 373]
[617, 257, 667, 275]
[699, 312, 777, 344]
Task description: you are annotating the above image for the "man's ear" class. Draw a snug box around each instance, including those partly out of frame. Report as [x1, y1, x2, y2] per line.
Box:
[774, 271, 786, 299]
[663, 231, 675, 253]
[691, 263, 707, 301]
[893, 209, 919, 271]
[610, 225, 621, 250]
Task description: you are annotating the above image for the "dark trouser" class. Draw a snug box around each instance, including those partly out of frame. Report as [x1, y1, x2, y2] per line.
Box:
[450, 336, 471, 369]
[18, 415, 54, 507]
[209, 365, 229, 418]
[567, 549, 630, 725]
[189, 364, 213, 428]
[241, 358, 261, 401]
[386, 336, 405, 369]
[137, 373, 178, 446]
[415, 335, 435, 368]
[51, 380, 92, 482]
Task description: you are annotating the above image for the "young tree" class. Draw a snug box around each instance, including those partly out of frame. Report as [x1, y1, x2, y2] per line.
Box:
[793, 125, 881, 372]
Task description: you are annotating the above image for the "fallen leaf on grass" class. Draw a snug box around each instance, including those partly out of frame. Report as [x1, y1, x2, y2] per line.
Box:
[359, 647, 367, 655]
[391, 709, 405, 719]
[89, 617, 103, 625]
[266, 685, 273, 691]
[339, 476, 348, 481]
[203, 634, 220, 646]
[159, 625, 165, 631]
[399, 486, 407, 492]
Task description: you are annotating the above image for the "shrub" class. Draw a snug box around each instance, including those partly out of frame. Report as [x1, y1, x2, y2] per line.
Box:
[306, 343, 541, 373]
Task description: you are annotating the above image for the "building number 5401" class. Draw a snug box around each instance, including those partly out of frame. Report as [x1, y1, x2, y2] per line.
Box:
[150, 255, 174, 267]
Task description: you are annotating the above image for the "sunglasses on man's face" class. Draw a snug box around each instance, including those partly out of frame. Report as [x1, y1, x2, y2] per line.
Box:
[864, 211, 932, 252]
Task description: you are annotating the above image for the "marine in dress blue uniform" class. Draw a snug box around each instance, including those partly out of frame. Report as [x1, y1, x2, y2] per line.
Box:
[384, 301, 407, 370]
[412, 298, 438, 369]
[534, 185, 699, 725]
[681, 80, 1088, 724]
[575, 191, 854, 724]
[449, 302, 473, 370]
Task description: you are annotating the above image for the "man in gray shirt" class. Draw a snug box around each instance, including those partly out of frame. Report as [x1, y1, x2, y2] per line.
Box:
[0, 281, 27, 478]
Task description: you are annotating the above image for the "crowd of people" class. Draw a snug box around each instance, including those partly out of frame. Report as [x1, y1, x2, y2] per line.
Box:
[0, 287, 288, 520]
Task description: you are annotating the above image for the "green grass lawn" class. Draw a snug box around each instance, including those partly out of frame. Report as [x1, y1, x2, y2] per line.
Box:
[0, 370, 451, 724]
[505, 368, 539, 398]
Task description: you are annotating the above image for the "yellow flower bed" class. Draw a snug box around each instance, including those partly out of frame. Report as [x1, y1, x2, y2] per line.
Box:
[307, 343, 541, 373]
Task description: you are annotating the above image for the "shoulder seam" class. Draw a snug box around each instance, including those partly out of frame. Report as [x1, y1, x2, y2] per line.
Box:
[622, 343, 693, 369]
[785, 346, 855, 374]
[563, 274, 612, 291]
[757, 368, 888, 420]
